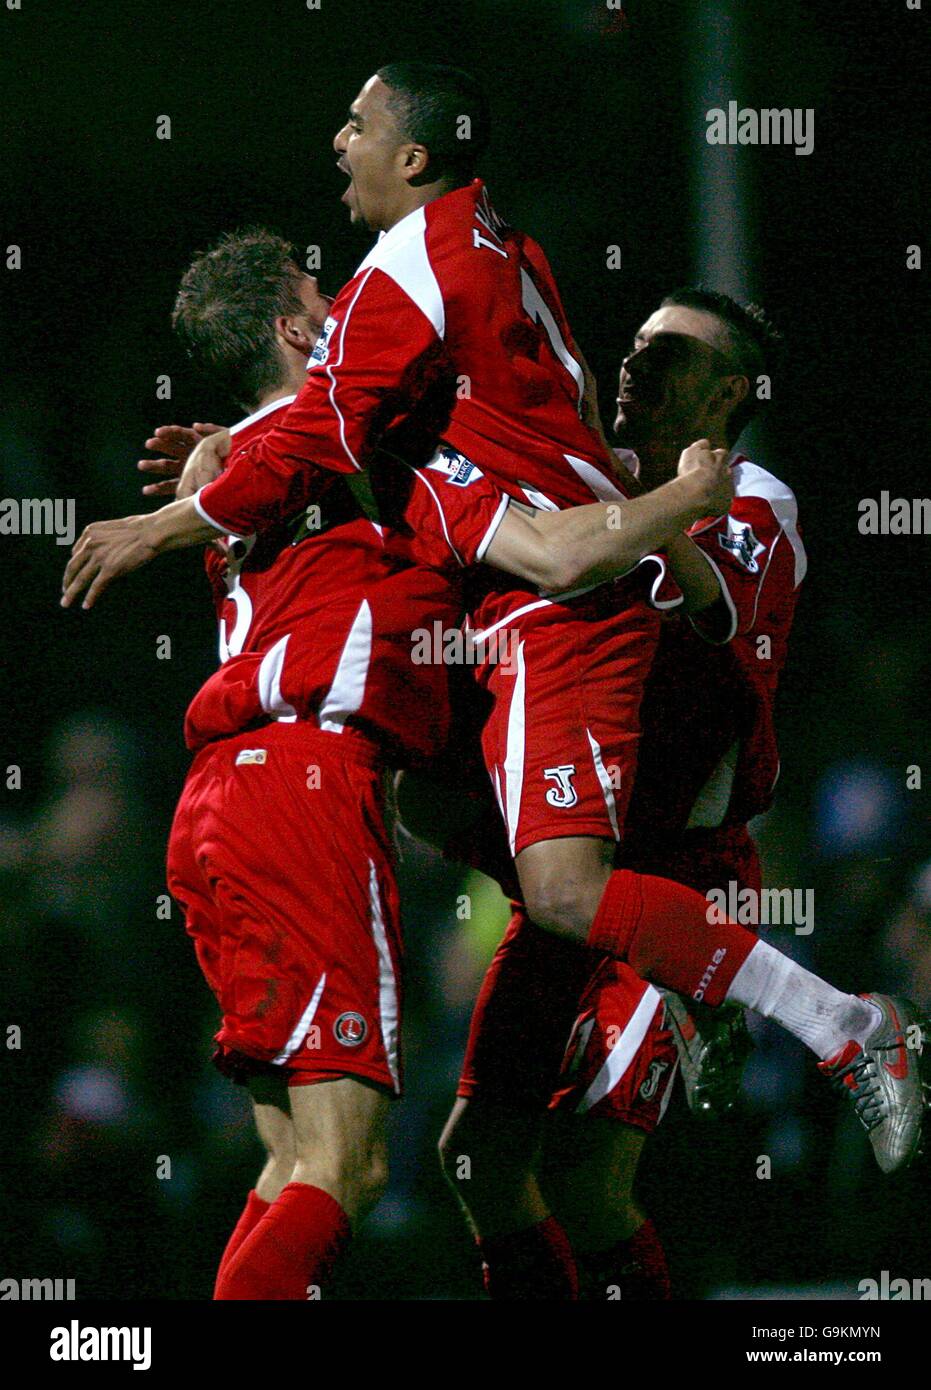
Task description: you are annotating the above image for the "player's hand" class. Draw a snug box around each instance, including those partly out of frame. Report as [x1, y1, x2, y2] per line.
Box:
[61, 513, 159, 610]
[176, 428, 232, 501]
[137, 423, 224, 497]
[677, 439, 733, 516]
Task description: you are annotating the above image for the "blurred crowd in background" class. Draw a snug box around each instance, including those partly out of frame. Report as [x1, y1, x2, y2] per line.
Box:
[2, 0, 926, 1298]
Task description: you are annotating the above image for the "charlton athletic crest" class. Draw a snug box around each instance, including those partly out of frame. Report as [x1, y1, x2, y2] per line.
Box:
[334, 1011, 368, 1046]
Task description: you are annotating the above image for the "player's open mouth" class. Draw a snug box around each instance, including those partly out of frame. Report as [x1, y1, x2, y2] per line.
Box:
[618, 380, 660, 407]
[337, 158, 353, 201]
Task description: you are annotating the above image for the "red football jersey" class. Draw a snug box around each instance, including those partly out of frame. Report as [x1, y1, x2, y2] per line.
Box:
[185, 400, 508, 766]
[194, 180, 632, 543]
[622, 453, 806, 840]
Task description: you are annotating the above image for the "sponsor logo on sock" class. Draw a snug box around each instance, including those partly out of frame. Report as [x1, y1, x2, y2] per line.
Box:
[49, 1321, 151, 1370]
[334, 1011, 367, 1046]
[694, 948, 728, 1002]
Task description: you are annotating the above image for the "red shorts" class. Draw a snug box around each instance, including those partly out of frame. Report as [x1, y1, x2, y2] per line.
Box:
[458, 826, 760, 1132]
[457, 912, 676, 1131]
[473, 590, 659, 858]
[166, 722, 403, 1093]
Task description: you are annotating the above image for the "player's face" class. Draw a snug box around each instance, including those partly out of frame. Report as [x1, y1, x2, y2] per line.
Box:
[615, 306, 733, 450]
[333, 76, 410, 231]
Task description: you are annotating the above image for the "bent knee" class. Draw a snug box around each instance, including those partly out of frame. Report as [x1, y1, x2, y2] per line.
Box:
[522, 876, 602, 937]
[516, 841, 614, 938]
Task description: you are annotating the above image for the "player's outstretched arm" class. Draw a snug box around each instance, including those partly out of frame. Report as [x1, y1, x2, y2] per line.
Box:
[61, 495, 222, 610]
[483, 441, 733, 595]
[61, 427, 236, 609]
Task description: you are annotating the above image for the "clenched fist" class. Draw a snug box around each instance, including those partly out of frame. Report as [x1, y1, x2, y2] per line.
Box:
[677, 438, 733, 517]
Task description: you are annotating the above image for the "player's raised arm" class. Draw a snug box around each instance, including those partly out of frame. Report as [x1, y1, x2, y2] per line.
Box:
[481, 440, 733, 594]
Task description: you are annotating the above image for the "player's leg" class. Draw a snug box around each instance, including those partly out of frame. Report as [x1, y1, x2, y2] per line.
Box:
[216, 1075, 390, 1301]
[213, 1076, 295, 1293]
[439, 1098, 547, 1239]
[165, 752, 285, 1289]
[185, 723, 403, 1299]
[438, 910, 595, 1299]
[519, 838, 929, 1170]
[539, 961, 678, 1301]
[439, 1098, 576, 1299]
[542, 1117, 668, 1302]
[250, 1076, 298, 1203]
[288, 1075, 389, 1223]
[543, 1116, 647, 1252]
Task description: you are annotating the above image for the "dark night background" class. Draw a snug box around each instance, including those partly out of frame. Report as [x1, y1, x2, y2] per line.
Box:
[1, 0, 928, 1301]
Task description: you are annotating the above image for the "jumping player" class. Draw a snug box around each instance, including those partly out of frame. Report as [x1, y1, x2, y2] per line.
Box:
[143, 230, 738, 1301]
[161, 228, 481, 1300]
[434, 290, 810, 1300]
[63, 63, 928, 1205]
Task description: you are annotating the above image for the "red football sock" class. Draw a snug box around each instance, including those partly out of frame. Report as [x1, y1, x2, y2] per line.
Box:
[214, 1181, 351, 1301]
[578, 1218, 671, 1301]
[478, 1216, 579, 1300]
[586, 870, 757, 1006]
[214, 1189, 270, 1294]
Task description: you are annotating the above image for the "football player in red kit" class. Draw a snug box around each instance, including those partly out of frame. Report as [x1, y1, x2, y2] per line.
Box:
[434, 290, 810, 1300]
[159, 229, 498, 1301]
[139, 231, 737, 1302]
[64, 60, 927, 1213]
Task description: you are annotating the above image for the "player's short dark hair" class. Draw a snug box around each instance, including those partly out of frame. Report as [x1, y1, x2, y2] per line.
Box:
[172, 227, 303, 411]
[660, 286, 785, 442]
[376, 61, 490, 184]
